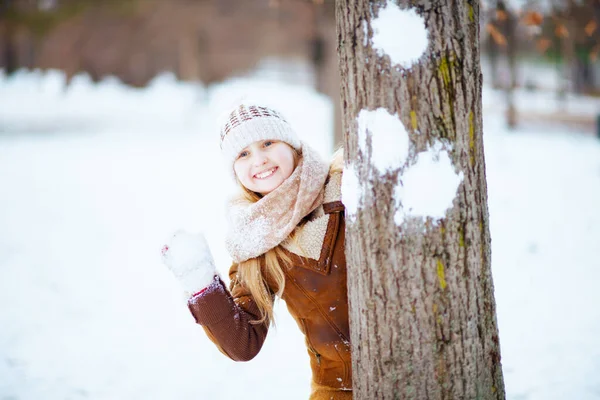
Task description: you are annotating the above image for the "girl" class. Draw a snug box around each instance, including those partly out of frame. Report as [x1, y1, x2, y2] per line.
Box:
[162, 104, 351, 399]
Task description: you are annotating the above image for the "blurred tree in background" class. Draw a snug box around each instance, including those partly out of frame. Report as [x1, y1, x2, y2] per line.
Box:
[484, 0, 600, 94]
[482, 0, 600, 129]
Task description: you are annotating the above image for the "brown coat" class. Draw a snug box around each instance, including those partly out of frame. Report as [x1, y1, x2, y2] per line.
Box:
[187, 190, 351, 395]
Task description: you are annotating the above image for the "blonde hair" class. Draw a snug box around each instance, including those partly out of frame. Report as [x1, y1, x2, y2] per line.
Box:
[233, 146, 344, 326]
[330, 146, 343, 174]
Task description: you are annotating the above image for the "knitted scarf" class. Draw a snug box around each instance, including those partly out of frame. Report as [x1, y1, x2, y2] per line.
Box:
[225, 144, 329, 263]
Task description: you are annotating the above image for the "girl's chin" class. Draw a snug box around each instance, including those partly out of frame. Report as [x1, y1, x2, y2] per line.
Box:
[254, 179, 284, 195]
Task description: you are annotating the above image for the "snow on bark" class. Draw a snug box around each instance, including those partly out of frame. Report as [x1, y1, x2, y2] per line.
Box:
[394, 142, 463, 225]
[371, 3, 428, 69]
[355, 106, 462, 226]
[357, 108, 410, 173]
[341, 162, 361, 222]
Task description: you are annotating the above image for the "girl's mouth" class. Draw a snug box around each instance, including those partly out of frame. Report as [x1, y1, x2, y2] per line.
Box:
[254, 167, 278, 180]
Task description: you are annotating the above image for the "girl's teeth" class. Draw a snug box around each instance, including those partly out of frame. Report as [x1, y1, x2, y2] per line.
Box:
[256, 168, 276, 179]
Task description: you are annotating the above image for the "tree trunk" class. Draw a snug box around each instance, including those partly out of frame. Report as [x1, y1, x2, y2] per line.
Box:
[486, 32, 501, 89]
[502, 1, 518, 129]
[0, 0, 18, 75]
[336, 1, 505, 399]
[486, 0, 502, 90]
[311, 1, 344, 150]
[556, 12, 574, 108]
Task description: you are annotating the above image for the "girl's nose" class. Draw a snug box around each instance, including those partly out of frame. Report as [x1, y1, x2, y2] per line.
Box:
[253, 155, 268, 167]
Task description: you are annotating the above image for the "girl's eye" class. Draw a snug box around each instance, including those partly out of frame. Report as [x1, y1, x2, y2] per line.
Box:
[238, 151, 249, 159]
[264, 140, 274, 147]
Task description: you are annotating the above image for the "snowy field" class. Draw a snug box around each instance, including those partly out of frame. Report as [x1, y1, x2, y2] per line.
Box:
[1, 68, 599, 400]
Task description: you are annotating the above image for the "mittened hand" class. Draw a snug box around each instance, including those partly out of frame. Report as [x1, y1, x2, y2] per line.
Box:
[161, 230, 217, 298]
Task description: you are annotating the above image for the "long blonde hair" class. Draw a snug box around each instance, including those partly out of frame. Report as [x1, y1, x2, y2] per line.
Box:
[234, 147, 344, 326]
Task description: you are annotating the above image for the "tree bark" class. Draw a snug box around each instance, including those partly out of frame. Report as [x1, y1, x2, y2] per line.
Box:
[311, 1, 344, 150]
[0, 0, 18, 75]
[555, 9, 574, 108]
[336, 1, 505, 399]
[501, 1, 518, 128]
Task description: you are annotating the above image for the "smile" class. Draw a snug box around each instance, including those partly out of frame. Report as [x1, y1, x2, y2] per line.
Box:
[254, 167, 278, 179]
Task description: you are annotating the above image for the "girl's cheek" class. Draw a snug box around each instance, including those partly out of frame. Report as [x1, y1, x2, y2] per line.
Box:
[233, 165, 244, 181]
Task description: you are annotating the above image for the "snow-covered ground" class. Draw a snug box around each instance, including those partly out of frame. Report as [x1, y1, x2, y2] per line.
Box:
[1, 68, 599, 400]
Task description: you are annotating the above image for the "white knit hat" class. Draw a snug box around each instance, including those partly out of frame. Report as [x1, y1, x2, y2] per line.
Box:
[219, 104, 302, 172]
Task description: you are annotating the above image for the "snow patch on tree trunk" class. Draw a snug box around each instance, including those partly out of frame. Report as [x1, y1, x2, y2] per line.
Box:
[357, 108, 409, 173]
[341, 162, 361, 222]
[355, 107, 462, 226]
[371, 3, 428, 68]
[394, 142, 463, 225]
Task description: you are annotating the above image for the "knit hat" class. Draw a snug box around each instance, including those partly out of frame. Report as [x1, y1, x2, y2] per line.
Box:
[219, 104, 302, 172]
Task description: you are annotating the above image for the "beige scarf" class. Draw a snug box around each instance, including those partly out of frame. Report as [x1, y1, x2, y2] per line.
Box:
[225, 143, 330, 263]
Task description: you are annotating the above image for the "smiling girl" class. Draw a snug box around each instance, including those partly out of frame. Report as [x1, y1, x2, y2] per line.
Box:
[162, 104, 351, 399]
[234, 138, 297, 195]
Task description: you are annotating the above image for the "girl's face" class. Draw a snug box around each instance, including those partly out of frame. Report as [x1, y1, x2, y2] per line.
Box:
[234, 140, 297, 196]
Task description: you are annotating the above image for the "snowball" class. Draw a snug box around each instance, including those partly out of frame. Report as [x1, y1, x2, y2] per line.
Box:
[357, 108, 410, 173]
[371, 3, 428, 68]
[164, 231, 215, 276]
[394, 143, 463, 224]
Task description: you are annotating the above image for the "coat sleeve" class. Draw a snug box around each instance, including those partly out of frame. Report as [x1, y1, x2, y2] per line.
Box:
[187, 262, 271, 362]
